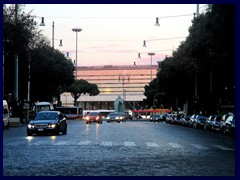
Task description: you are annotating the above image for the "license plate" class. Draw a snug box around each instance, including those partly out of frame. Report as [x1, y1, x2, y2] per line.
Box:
[38, 129, 43, 131]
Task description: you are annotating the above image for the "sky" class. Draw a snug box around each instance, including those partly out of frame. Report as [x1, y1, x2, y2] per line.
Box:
[23, 4, 207, 66]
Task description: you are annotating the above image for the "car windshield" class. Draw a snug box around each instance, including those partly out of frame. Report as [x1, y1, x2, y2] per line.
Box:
[109, 113, 119, 117]
[89, 112, 99, 116]
[35, 113, 58, 120]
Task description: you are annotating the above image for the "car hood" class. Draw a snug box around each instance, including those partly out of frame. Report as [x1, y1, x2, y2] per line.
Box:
[29, 120, 58, 124]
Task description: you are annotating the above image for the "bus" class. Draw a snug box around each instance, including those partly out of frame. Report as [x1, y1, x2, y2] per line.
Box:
[34, 102, 54, 114]
[54, 106, 83, 119]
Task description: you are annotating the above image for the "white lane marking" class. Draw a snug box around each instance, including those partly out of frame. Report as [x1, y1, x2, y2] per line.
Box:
[124, 141, 136, 147]
[100, 141, 113, 146]
[29, 141, 50, 146]
[78, 141, 91, 145]
[212, 145, 235, 151]
[146, 142, 159, 147]
[168, 143, 183, 148]
[191, 144, 209, 150]
[54, 141, 68, 145]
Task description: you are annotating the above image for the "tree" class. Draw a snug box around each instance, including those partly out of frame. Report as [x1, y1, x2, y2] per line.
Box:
[67, 79, 100, 106]
[3, 4, 76, 104]
[144, 4, 235, 114]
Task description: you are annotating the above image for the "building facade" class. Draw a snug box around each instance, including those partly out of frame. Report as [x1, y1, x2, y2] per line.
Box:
[61, 64, 158, 110]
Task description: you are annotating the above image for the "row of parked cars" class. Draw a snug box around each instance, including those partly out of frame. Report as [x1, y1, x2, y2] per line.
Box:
[150, 112, 235, 136]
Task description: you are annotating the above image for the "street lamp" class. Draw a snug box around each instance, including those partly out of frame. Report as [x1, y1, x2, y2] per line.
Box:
[72, 28, 82, 79]
[40, 19, 63, 48]
[148, 53, 155, 81]
[155, 17, 160, 26]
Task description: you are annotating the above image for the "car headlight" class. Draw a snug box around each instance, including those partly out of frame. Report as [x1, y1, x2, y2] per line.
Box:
[28, 124, 34, 129]
[48, 124, 56, 128]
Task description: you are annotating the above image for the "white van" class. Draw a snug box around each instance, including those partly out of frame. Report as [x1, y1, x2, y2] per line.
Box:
[3, 100, 10, 129]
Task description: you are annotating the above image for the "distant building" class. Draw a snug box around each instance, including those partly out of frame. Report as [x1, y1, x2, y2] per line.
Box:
[61, 64, 158, 110]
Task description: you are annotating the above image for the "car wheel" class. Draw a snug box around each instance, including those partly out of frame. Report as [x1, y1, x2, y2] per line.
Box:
[55, 128, 60, 135]
[204, 125, 207, 130]
[62, 126, 67, 135]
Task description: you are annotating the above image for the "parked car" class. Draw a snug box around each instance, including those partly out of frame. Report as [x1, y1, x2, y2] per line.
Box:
[189, 114, 198, 127]
[180, 115, 191, 126]
[106, 112, 125, 123]
[166, 114, 175, 124]
[27, 111, 67, 136]
[125, 113, 133, 120]
[192, 115, 207, 129]
[150, 114, 163, 122]
[85, 111, 103, 124]
[219, 113, 231, 133]
[211, 115, 222, 131]
[222, 115, 235, 136]
[172, 114, 183, 125]
[204, 115, 216, 131]
[3, 100, 10, 130]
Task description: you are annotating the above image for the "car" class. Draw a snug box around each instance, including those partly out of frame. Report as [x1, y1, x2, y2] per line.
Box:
[150, 114, 163, 122]
[211, 115, 222, 131]
[27, 111, 67, 136]
[219, 113, 231, 133]
[3, 100, 10, 130]
[85, 111, 103, 124]
[189, 114, 198, 127]
[204, 115, 216, 131]
[180, 115, 191, 126]
[165, 114, 174, 124]
[172, 114, 183, 125]
[125, 113, 133, 120]
[192, 115, 207, 129]
[106, 112, 125, 123]
[222, 115, 235, 136]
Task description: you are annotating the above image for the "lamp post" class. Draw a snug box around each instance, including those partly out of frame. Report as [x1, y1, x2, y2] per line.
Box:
[119, 74, 130, 110]
[72, 28, 82, 79]
[52, 22, 63, 48]
[26, 53, 31, 122]
[148, 53, 155, 81]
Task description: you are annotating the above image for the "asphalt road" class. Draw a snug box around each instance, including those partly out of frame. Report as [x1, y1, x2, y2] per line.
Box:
[3, 119, 235, 176]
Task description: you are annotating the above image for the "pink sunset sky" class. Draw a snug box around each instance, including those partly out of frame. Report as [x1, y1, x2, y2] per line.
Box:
[23, 4, 207, 66]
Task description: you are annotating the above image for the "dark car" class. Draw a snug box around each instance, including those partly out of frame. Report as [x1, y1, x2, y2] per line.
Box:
[150, 114, 163, 122]
[192, 115, 207, 129]
[106, 112, 125, 123]
[27, 111, 67, 136]
[222, 115, 235, 136]
[85, 111, 103, 124]
[204, 115, 216, 131]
